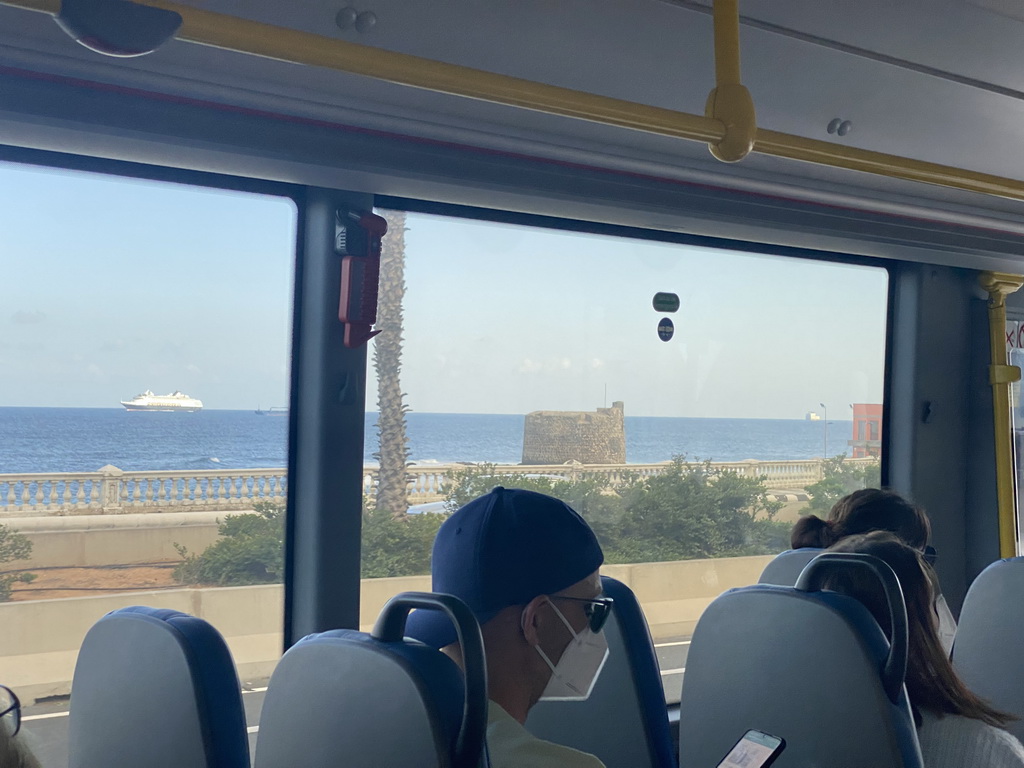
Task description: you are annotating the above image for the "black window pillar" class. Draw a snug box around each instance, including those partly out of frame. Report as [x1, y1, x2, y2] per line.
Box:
[285, 188, 373, 645]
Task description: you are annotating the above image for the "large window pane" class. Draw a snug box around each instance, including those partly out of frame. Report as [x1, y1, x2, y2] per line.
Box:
[362, 210, 888, 703]
[0, 163, 295, 763]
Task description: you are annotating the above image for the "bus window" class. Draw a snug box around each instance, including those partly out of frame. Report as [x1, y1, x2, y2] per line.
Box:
[363, 209, 888, 703]
[0, 161, 296, 764]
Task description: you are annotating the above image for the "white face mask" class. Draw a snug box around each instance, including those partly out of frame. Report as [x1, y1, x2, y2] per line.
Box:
[530, 598, 609, 701]
[935, 593, 957, 657]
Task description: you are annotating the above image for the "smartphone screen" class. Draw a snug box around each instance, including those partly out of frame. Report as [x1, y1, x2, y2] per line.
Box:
[716, 729, 785, 768]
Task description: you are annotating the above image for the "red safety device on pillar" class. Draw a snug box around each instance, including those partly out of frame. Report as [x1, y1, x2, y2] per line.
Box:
[336, 209, 388, 348]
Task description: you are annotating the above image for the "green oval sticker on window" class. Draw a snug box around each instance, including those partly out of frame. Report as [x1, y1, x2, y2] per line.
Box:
[652, 292, 680, 313]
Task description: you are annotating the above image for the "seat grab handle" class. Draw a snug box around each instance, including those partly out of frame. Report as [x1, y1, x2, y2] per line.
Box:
[374, 592, 488, 768]
[795, 553, 909, 704]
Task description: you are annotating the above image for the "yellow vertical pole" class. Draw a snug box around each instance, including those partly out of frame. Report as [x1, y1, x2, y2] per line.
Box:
[979, 272, 1024, 558]
[713, 0, 742, 87]
[705, 0, 755, 162]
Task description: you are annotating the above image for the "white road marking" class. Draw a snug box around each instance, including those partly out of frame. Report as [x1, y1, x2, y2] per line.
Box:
[247, 726, 259, 734]
[654, 640, 691, 648]
[24, 685, 268, 723]
[659, 667, 685, 676]
[22, 712, 68, 722]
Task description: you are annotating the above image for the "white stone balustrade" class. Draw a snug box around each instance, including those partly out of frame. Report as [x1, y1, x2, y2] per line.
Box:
[0, 466, 288, 516]
[1, 458, 876, 515]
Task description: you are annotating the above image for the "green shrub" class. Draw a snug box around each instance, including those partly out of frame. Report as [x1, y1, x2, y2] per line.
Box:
[441, 457, 786, 565]
[361, 506, 447, 578]
[173, 499, 450, 585]
[611, 458, 784, 562]
[174, 501, 284, 586]
[804, 454, 882, 516]
[0, 524, 36, 601]
[175, 456, 796, 588]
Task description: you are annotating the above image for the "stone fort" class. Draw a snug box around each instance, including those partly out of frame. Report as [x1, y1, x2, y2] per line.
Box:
[521, 401, 625, 465]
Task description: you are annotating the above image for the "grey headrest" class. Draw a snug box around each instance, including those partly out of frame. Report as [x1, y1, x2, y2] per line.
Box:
[953, 556, 1024, 743]
[254, 632, 461, 768]
[758, 548, 824, 586]
[679, 559, 922, 768]
[68, 606, 248, 768]
[255, 592, 488, 768]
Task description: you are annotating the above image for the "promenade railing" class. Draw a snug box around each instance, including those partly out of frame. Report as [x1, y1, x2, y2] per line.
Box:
[0, 458, 877, 516]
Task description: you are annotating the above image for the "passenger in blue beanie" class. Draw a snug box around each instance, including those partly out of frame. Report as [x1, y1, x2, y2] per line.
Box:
[406, 487, 611, 768]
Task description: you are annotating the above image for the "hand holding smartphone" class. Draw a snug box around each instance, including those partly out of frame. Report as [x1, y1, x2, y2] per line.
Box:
[716, 729, 785, 768]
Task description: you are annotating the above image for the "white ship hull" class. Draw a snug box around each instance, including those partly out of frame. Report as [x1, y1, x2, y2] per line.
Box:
[120, 390, 203, 412]
[122, 403, 202, 412]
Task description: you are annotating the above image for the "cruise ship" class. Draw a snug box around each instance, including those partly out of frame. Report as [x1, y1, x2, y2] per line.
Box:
[120, 390, 203, 412]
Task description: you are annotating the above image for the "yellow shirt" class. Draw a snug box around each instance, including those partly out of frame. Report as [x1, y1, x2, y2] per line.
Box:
[486, 700, 606, 768]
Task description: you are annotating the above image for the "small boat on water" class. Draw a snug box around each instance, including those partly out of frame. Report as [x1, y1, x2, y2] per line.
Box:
[255, 406, 288, 415]
[120, 390, 203, 412]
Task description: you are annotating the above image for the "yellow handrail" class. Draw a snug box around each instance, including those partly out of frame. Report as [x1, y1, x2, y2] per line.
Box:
[705, 0, 756, 162]
[6, 0, 728, 143]
[980, 272, 1024, 559]
[6, 0, 1024, 202]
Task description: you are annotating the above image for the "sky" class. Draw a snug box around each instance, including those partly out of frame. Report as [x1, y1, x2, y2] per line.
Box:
[1, 162, 888, 417]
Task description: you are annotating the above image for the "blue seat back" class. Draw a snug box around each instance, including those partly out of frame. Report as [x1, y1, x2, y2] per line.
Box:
[679, 554, 923, 768]
[758, 548, 824, 585]
[952, 556, 1024, 743]
[69, 606, 248, 768]
[526, 576, 676, 768]
[254, 592, 486, 768]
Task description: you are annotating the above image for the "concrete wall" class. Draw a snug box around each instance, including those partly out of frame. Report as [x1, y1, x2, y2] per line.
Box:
[603, 555, 774, 638]
[1, 555, 773, 703]
[8, 513, 227, 569]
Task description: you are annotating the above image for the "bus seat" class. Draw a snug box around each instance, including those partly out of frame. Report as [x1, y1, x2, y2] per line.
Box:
[525, 576, 676, 768]
[68, 605, 249, 768]
[679, 553, 923, 768]
[757, 548, 824, 585]
[253, 592, 487, 768]
[952, 556, 1024, 743]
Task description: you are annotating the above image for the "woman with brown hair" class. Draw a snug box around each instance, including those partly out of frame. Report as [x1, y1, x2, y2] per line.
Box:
[825, 532, 1024, 767]
[791, 488, 957, 653]
[791, 488, 931, 551]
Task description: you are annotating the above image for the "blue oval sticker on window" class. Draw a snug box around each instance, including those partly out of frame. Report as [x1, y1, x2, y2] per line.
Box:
[658, 318, 674, 342]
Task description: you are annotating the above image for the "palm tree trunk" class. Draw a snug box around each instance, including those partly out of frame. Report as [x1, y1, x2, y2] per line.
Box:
[373, 210, 411, 518]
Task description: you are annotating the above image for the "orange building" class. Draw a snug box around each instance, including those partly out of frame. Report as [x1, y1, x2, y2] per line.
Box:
[849, 404, 882, 458]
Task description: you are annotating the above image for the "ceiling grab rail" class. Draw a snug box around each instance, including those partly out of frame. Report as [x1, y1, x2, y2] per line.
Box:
[980, 272, 1024, 559]
[705, 0, 755, 162]
[7, 0, 1024, 203]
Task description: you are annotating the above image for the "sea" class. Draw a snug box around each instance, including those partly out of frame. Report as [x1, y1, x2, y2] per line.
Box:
[0, 408, 856, 475]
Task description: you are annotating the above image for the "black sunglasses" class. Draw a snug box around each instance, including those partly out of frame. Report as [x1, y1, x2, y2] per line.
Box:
[551, 596, 614, 634]
[0, 685, 20, 737]
[923, 546, 938, 566]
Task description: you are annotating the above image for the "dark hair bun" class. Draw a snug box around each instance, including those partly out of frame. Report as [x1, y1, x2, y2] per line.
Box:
[790, 514, 835, 549]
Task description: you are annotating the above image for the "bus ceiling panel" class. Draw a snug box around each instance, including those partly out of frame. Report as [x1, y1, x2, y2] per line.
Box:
[2, 50, 1024, 240]
[42, 0, 1024, 106]
[3, 1, 1024, 192]
[696, 0, 1024, 99]
[0, 1, 719, 114]
[3, 73, 1024, 276]
[739, 27, 1024, 186]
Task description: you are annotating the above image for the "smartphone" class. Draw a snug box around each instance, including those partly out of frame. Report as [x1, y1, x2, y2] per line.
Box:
[716, 729, 786, 768]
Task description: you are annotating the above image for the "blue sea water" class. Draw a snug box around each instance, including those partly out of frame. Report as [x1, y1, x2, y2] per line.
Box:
[0, 408, 856, 474]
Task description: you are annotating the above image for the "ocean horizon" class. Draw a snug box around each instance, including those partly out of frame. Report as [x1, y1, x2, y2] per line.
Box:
[0, 407, 859, 475]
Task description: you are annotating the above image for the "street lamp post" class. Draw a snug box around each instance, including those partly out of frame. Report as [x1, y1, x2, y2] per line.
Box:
[820, 402, 828, 459]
